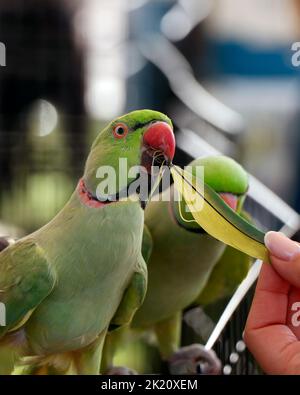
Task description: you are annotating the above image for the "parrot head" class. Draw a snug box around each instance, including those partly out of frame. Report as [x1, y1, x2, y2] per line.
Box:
[82, 110, 175, 204]
[191, 156, 249, 212]
[173, 155, 249, 229]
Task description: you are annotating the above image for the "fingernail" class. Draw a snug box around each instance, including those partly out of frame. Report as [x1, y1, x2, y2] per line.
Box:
[264, 231, 300, 261]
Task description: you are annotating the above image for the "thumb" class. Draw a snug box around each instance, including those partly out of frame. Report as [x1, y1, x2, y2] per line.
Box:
[264, 231, 300, 288]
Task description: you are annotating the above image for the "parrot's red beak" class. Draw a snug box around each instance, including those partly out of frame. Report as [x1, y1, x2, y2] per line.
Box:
[219, 192, 238, 211]
[142, 121, 175, 173]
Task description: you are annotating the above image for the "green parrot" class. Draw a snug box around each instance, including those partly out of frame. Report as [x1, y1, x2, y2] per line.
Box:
[104, 155, 252, 374]
[0, 109, 175, 375]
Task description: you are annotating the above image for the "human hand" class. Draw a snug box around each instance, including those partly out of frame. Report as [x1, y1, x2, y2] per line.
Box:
[244, 231, 300, 374]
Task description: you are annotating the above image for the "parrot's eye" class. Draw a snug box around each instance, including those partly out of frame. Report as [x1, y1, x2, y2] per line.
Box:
[113, 123, 128, 139]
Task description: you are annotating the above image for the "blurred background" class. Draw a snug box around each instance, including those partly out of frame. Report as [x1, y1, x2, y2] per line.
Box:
[0, 0, 300, 374]
[0, 0, 300, 233]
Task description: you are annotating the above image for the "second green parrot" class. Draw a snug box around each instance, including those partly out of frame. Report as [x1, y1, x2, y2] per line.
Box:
[104, 155, 252, 374]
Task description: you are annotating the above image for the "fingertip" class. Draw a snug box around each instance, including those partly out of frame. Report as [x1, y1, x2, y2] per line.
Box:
[264, 231, 300, 262]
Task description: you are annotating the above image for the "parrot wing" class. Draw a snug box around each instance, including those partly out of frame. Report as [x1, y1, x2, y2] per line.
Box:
[0, 239, 56, 337]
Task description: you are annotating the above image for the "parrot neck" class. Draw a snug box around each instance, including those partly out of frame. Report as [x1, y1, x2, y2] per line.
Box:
[170, 187, 206, 234]
[171, 204, 206, 234]
[77, 178, 112, 209]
